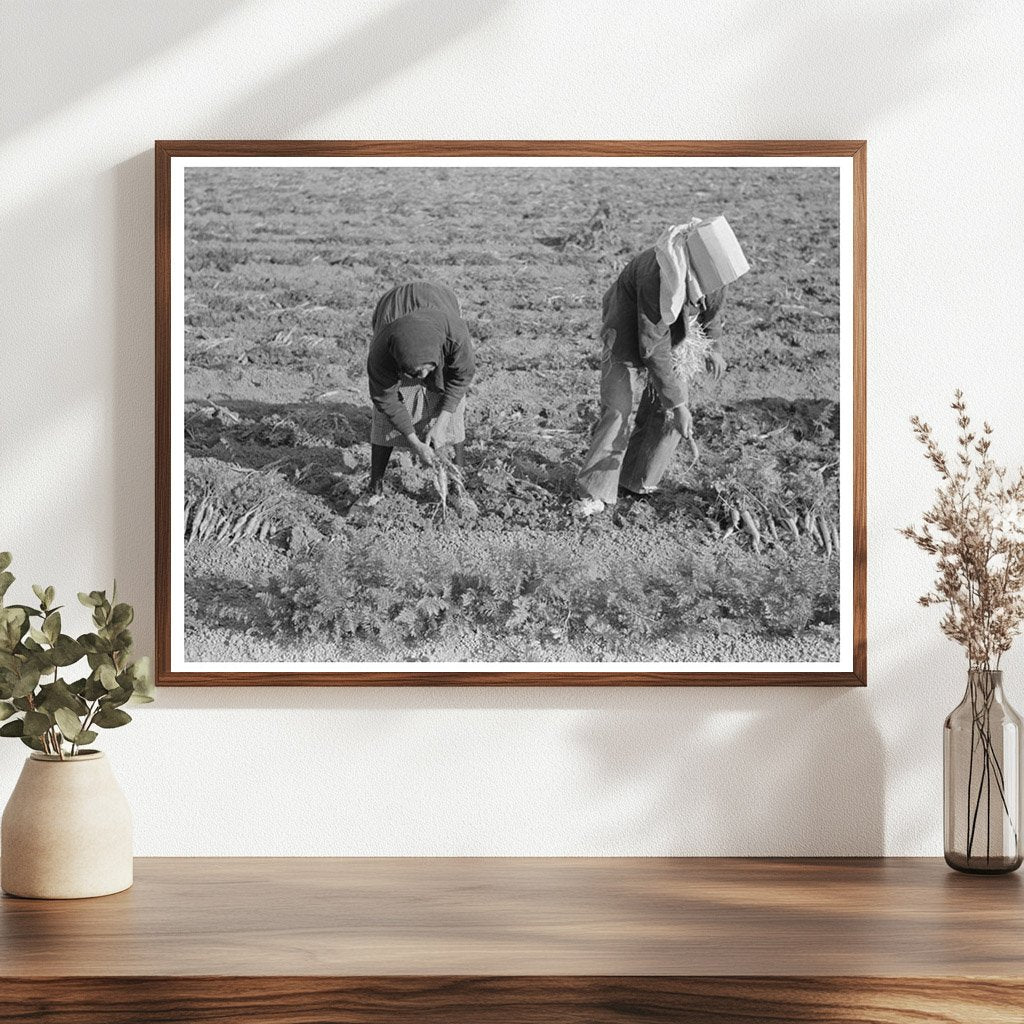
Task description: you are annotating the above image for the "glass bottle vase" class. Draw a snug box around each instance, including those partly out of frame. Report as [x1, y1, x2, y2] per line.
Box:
[944, 669, 1023, 873]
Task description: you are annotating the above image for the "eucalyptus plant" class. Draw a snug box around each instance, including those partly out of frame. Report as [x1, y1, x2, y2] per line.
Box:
[0, 552, 153, 759]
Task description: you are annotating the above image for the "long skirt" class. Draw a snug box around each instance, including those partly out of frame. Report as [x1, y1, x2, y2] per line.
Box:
[370, 379, 467, 449]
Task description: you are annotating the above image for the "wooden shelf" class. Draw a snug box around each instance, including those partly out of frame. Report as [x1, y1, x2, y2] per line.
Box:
[2, 857, 1021, 1022]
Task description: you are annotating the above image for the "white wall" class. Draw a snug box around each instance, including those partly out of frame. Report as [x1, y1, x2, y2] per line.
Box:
[1, 0, 1022, 855]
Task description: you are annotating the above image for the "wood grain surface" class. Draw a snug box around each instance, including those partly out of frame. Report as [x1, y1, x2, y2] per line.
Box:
[1, 857, 1020, 974]
[0, 976, 1021, 1024]
[155, 139, 867, 688]
[2, 857, 1020, 1023]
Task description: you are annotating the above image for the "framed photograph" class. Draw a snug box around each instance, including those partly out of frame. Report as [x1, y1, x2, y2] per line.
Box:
[156, 141, 865, 686]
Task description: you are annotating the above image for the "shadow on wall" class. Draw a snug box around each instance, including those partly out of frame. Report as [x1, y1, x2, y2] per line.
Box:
[107, 0, 511, 657]
[2, 0, 982, 854]
[726, 0, 977, 133]
[145, 680, 886, 856]
[0, 0, 246, 138]
[202, 0, 509, 137]
[573, 687, 885, 855]
[79, 0, 962, 669]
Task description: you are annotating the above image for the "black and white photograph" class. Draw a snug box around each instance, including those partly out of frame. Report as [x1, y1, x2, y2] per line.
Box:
[161, 147, 861, 682]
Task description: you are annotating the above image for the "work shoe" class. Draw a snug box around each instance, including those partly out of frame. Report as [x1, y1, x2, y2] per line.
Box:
[571, 496, 607, 517]
[618, 484, 658, 499]
[354, 481, 385, 509]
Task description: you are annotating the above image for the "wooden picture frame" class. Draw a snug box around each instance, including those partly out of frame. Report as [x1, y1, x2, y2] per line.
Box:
[156, 140, 866, 686]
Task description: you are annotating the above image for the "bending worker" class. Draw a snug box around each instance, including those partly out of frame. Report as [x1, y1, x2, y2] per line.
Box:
[361, 281, 475, 507]
[574, 221, 733, 516]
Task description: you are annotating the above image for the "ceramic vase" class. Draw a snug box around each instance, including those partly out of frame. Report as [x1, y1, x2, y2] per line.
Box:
[1, 751, 133, 898]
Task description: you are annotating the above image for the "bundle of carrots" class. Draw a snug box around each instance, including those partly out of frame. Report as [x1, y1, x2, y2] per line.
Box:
[430, 446, 466, 521]
[673, 316, 711, 469]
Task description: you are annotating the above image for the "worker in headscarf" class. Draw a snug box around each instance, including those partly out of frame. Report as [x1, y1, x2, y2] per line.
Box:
[360, 282, 475, 507]
[574, 222, 730, 516]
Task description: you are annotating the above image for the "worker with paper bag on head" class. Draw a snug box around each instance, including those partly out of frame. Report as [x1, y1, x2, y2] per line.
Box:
[574, 216, 749, 517]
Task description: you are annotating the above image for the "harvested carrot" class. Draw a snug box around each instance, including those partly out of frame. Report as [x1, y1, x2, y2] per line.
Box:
[817, 514, 832, 557]
[739, 509, 762, 553]
[786, 516, 801, 543]
[685, 435, 700, 471]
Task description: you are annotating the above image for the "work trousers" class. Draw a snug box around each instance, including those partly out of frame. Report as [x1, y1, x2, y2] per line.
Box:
[577, 329, 683, 504]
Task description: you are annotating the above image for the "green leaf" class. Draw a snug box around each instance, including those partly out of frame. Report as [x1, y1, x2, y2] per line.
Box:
[86, 652, 114, 671]
[28, 627, 49, 646]
[0, 719, 24, 738]
[77, 633, 111, 655]
[74, 730, 98, 747]
[53, 707, 85, 741]
[127, 657, 154, 699]
[0, 572, 14, 601]
[92, 705, 131, 729]
[44, 586, 55, 609]
[31, 584, 47, 608]
[19, 734, 45, 752]
[22, 710, 51, 738]
[78, 592, 100, 608]
[50, 635, 85, 667]
[0, 607, 26, 651]
[98, 664, 118, 690]
[11, 665, 41, 699]
[110, 603, 134, 629]
[7, 604, 42, 619]
[42, 611, 60, 644]
[36, 679, 88, 717]
[83, 675, 108, 701]
[0, 553, 11, 573]
[104, 685, 132, 708]
[0, 701, 16, 721]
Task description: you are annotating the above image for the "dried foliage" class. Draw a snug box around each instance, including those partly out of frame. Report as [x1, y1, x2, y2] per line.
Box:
[902, 391, 1024, 669]
[672, 315, 713, 382]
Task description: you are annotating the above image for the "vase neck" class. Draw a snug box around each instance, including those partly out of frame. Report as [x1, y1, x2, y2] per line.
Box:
[968, 669, 1005, 701]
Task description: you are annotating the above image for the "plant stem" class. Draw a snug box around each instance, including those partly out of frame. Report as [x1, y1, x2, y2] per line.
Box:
[53, 666, 64, 760]
[964, 671, 1018, 863]
[966, 677, 978, 852]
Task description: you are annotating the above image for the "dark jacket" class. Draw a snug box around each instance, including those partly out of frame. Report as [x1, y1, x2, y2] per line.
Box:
[602, 248, 726, 409]
[367, 283, 475, 437]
